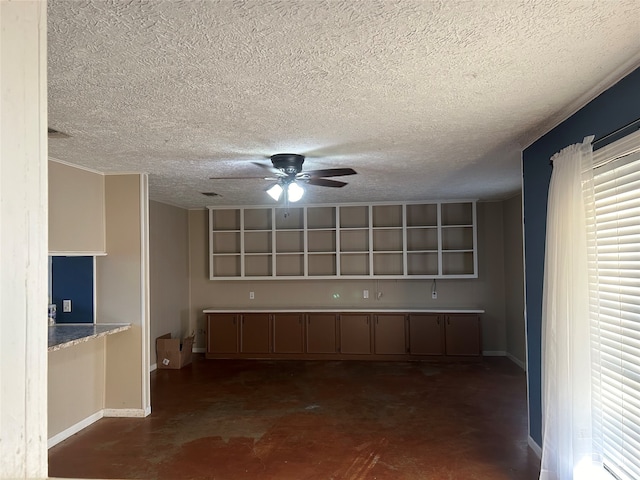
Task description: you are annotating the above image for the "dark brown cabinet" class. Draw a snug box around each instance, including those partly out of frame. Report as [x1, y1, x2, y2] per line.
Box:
[207, 313, 239, 354]
[444, 314, 481, 356]
[339, 314, 371, 354]
[205, 311, 481, 360]
[409, 314, 444, 355]
[241, 313, 271, 353]
[306, 313, 338, 354]
[374, 314, 407, 354]
[273, 313, 304, 354]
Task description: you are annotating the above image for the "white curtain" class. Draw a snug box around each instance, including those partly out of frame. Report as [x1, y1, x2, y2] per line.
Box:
[539, 137, 605, 480]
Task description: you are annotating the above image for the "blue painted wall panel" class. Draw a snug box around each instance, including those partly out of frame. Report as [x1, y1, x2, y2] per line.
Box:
[523, 67, 640, 446]
[51, 256, 94, 324]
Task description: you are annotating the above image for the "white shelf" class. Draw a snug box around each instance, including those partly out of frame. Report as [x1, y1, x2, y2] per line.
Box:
[209, 201, 477, 279]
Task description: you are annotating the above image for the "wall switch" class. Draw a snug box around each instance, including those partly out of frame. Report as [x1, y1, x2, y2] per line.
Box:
[63, 299, 72, 312]
[249, 291, 255, 300]
[431, 291, 437, 299]
[363, 290, 369, 299]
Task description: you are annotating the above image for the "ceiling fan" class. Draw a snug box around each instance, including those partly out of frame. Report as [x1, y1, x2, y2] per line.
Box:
[209, 153, 357, 203]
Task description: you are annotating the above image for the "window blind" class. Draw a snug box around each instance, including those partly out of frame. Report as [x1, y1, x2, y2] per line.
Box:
[591, 141, 640, 480]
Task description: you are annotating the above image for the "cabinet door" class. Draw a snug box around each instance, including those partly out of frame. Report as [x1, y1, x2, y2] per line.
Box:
[207, 313, 239, 354]
[444, 314, 481, 356]
[241, 313, 271, 353]
[273, 313, 304, 353]
[374, 314, 407, 354]
[339, 314, 372, 354]
[409, 314, 444, 355]
[306, 313, 337, 353]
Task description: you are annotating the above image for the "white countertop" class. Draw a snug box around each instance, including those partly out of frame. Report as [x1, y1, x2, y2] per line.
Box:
[48, 323, 131, 352]
[203, 308, 484, 314]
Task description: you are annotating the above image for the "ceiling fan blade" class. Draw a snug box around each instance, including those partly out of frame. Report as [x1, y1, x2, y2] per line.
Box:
[252, 161, 282, 175]
[304, 167, 357, 178]
[306, 178, 348, 188]
[209, 175, 274, 180]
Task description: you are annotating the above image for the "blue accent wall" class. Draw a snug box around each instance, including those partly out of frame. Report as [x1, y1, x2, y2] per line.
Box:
[523, 67, 640, 446]
[51, 256, 94, 324]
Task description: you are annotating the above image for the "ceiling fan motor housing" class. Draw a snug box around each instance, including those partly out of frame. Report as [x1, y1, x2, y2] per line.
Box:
[271, 153, 305, 175]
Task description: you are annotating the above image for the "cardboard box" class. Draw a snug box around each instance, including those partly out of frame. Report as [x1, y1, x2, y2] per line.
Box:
[156, 333, 194, 369]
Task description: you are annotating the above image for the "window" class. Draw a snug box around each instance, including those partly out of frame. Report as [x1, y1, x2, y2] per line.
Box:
[590, 131, 640, 480]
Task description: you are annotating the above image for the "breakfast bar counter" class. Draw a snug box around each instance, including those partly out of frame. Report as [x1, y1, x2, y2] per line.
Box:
[48, 323, 131, 352]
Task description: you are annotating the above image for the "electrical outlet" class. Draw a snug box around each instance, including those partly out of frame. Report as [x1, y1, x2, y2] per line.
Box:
[249, 291, 255, 300]
[363, 290, 369, 299]
[432, 291, 437, 299]
[63, 299, 72, 312]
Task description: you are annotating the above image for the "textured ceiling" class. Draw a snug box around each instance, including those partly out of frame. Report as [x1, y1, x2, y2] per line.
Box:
[47, 0, 640, 208]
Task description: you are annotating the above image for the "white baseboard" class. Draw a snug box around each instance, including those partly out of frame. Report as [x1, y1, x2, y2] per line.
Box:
[103, 408, 147, 418]
[482, 350, 506, 356]
[506, 352, 526, 370]
[48, 407, 150, 449]
[528, 436, 542, 458]
[193, 347, 205, 353]
[48, 410, 104, 449]
[150, 362, 157, 372]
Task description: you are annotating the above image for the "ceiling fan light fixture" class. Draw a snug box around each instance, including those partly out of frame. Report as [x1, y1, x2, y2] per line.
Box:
[267, 183, 284, 201]
[287, 181, 304, 202]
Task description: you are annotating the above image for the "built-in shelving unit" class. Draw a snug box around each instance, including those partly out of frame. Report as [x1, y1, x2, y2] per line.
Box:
[209, 201, 477, 280]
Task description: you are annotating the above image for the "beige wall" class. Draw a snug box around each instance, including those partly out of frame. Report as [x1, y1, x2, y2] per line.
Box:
[49, 160, 105, 254]
[96, 174, 148, 411]
[48, 338, 105, 438]
[188, 201, 510, 353]
[503, 193, 526, 366]
[149, 200, 190, 367]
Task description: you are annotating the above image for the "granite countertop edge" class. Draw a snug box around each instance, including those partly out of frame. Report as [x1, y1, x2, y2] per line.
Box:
[48, 323, 132, 352]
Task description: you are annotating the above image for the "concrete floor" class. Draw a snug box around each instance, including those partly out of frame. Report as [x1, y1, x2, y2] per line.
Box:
[49, 355, 541, 479]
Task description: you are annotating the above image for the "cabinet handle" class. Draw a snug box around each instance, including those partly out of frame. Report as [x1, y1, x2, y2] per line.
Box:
[437, 319, 439, 325]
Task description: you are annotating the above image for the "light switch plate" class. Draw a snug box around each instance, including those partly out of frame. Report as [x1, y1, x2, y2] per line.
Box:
[63, 299, 72, 312]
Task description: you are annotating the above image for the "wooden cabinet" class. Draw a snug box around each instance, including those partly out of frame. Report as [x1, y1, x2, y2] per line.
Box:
[306, 313, 338, 354]
[209, 201, 477, 279]
[240, 313, 271, 354]
[444, 314, 481, 356]
[205, 311, 481, 360]
[409, 314, 444, 355]
[207, 313, 239, 354]
[374, 314, 407, 354]
[339, 314, 372, 354]
[273, 313, 304, 354]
